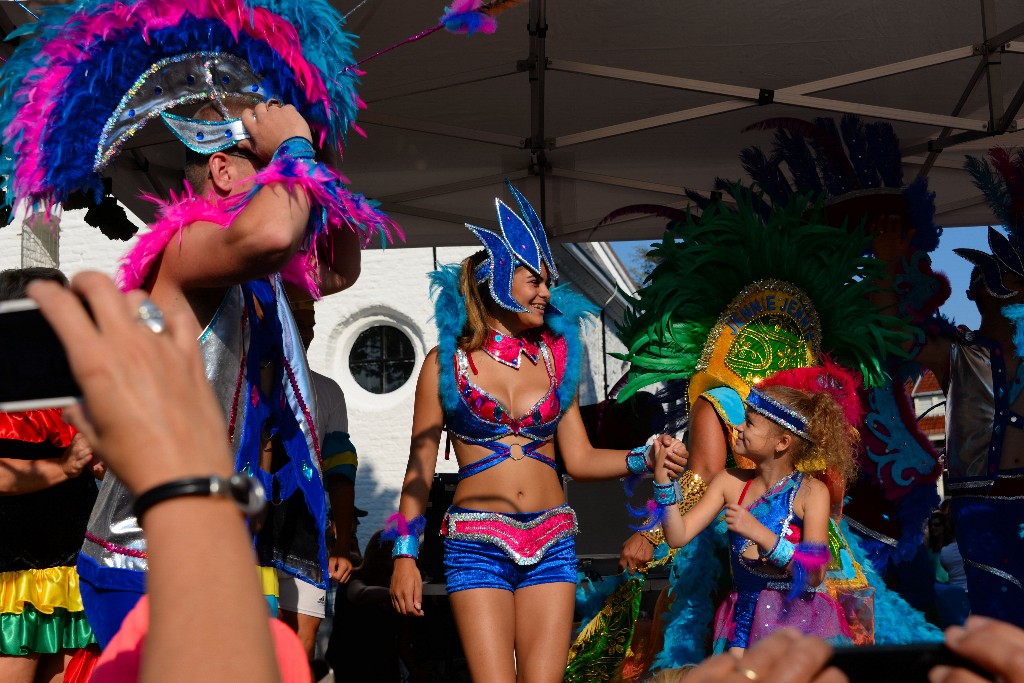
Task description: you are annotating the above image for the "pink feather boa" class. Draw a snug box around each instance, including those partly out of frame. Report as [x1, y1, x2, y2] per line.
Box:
[117, 156, 401, 298]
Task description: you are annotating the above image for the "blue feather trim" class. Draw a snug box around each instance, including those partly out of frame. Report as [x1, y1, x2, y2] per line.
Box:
[429, 264, 468, 413]
[839, 517, 943, 644]
[1003, 303, 1024, 359]
[546, 284, 599, 411]
[429, 266, 597, 413]
[651, 526, 729, 670]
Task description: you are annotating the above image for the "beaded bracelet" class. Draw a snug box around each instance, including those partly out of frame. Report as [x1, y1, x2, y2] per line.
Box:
[763, 536, 796, 568]
[653, 481, 679, 506]
[626, 445, 653, 475]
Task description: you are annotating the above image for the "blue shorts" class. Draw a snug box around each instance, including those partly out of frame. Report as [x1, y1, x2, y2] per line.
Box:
[442, 507, 578, 593]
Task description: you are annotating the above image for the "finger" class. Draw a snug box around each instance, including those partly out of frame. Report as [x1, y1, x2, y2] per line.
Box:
[744, 630, 833, 683]
[61, 404, 99, 449]
[943, 618, 1024, 681]
[414, 581, 423, 615]
[681, 654, 737, 683]
[68, 271, 137, 334]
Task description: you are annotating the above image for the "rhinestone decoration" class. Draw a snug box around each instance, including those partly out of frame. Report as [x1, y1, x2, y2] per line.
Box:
[95, 52, 270, 171]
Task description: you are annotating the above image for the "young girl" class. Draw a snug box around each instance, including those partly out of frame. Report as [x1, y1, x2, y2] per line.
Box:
[652, 384, 856, 653]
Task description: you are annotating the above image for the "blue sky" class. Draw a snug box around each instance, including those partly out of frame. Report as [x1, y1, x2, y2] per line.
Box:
[611, 224, 991, 331]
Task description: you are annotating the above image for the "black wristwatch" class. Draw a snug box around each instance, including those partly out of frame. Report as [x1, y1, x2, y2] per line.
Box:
[133, 473, 267, 521]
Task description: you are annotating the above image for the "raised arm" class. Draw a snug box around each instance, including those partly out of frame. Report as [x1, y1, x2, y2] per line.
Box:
[156, 103, 314, 290]
[390, 348, 444, 617]
[657, 464, 730, 548]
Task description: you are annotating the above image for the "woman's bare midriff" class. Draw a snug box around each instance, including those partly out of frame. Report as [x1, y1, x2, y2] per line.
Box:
[451, 438, 566, 513]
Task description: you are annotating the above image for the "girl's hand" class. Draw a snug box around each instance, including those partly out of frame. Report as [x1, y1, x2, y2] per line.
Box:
[650, 434, 688, 481]
[724, 503, 762, 541]
[390, 557, 424, 617]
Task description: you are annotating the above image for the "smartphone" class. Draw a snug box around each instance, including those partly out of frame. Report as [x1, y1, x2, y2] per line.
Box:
[828, 643, 995, 682]
[0, 298, 81, 412]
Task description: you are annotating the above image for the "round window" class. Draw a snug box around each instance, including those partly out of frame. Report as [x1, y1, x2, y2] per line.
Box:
[348, 325, 416, 394]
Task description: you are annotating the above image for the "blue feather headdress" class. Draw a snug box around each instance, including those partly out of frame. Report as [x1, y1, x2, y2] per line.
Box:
[741, 114, 942, 253]
[0, 0, 363, 214]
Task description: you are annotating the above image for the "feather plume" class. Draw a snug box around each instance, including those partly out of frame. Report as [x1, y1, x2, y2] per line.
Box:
[479, 0, 528, 16]
[596, 204, 691, 228]
[441, 0, 497, 34]
[788, 543, 830, 600]
[840, 114, 878, 189]
[739, 145, 792, 206]
[964, 154, 1009, 229]
[615, 187, 913, 401]
[772, 129, 822, 196]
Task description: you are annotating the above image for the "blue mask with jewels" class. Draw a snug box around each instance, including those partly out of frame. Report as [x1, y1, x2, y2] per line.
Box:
[468, 181, 559, 313]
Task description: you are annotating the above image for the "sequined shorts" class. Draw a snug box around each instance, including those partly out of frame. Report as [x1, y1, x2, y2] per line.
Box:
[442, 505, 579, 593]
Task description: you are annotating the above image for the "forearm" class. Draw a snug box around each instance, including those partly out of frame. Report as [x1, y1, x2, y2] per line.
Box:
[0, 457, 69, 495]
[563, 446, 631, 481]
[143, 497, 279, 683]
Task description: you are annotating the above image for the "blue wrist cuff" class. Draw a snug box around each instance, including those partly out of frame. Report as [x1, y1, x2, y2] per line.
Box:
[626, 445, 653, 475]
[272, 136, 316, 162]
[392, 535, 420, 559]
[764, 536, 796, 568]
[653, 481, 679, 506]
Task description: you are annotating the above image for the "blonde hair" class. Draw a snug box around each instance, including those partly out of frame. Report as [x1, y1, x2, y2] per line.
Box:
[457, 250, 493, 351]
[761, 385, 858, 486]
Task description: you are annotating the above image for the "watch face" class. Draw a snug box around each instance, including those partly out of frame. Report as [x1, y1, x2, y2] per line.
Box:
[230, 473, 268, 517]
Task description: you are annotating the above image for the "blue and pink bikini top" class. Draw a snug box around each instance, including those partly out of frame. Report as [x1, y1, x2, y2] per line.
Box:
[445, 329, 568, 480]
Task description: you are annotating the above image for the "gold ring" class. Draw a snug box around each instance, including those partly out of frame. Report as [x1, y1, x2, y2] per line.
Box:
[735, 666, 760, 681]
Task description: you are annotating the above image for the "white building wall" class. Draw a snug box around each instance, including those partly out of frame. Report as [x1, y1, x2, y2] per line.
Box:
[1, 220, 629, 539]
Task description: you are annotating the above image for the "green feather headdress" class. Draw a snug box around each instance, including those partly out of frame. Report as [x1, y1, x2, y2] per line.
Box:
[616, 187, 912, 402]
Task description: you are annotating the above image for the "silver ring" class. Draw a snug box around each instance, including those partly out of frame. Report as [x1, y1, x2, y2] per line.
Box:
[137, 299, 166, 334]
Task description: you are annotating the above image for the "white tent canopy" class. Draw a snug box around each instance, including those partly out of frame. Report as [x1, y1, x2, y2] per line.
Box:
[334, 0, 1024, 247]
[7, 1, 1023, 247]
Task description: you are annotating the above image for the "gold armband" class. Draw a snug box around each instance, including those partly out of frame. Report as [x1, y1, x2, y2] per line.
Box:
[638, 470, 708, 548]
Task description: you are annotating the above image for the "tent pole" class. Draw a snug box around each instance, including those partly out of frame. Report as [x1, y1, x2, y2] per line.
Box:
[528, 0, 548, 227]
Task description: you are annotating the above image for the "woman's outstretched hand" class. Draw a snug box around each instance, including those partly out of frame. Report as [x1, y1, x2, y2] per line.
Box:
[390, 557, 425, 617]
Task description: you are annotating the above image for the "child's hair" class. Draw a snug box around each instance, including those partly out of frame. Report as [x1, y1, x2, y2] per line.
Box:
[761, 385, 858, 485]
[457, 249, 494, 351]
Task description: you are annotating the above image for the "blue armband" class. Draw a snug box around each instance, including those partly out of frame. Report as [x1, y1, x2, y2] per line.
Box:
[653, 481, 679, 506]
[272, 136, 316, 162]
[626, 445, 653, 475]
[763, 536, 796, 568]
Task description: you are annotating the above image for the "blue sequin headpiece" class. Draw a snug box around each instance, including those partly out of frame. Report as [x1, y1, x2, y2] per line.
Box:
[746, 388, 815, 443]
[468, 181, 559, 313]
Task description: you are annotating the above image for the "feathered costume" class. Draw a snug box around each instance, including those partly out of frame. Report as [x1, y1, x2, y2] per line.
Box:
[568, 117, 947, 679]
[935, 147, 1024, 627]
[730, 116, 949, 575]
[0, 0, 405, 646]
[420, 182, 599, 597]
